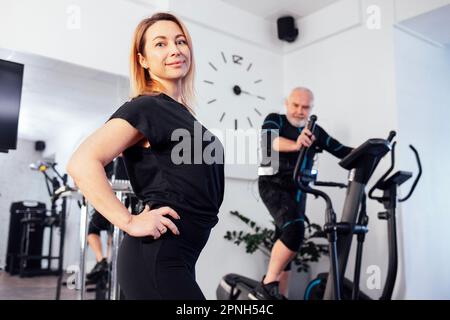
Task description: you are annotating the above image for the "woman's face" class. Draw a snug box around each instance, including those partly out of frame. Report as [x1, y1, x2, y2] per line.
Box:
[140, 20, 191, 83]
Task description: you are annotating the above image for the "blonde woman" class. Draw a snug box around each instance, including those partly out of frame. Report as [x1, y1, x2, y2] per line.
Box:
[67, 13, 224, 299]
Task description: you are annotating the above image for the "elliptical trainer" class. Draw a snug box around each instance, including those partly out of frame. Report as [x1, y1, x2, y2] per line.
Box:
[297, 117, 422, 300]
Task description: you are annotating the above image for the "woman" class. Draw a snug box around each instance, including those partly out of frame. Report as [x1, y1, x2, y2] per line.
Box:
[67, 12, 224, 299]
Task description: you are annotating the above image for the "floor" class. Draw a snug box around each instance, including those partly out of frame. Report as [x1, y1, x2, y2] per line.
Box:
[0, 270, 96, 300]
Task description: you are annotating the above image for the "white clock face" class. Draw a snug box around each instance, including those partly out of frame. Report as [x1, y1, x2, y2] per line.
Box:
[200, 51, 267, 131]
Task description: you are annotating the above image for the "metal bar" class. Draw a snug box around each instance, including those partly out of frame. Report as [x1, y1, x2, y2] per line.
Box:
[109, 191, 124, 300]
[77, 202, 89, 300]
[55, 197, 67, 300]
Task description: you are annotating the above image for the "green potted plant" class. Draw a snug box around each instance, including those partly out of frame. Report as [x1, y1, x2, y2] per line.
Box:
[224, 210, 328, 273]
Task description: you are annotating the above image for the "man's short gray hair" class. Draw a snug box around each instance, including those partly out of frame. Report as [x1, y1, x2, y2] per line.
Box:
[291, 87, 314, 106]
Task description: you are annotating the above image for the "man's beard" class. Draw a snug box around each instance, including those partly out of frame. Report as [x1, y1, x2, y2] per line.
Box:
[287, 116, 307, 128]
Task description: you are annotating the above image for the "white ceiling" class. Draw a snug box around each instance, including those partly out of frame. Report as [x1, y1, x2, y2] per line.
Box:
[220, 0, 338, 20]
[0, 48, 129, 144]
[399, 4, 450, 47]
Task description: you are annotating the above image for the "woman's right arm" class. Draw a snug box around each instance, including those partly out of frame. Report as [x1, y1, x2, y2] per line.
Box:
[67, 119, 179, 237]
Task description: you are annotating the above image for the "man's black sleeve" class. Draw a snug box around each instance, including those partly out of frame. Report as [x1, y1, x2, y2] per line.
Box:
[261, 113, 282, 161]
[314, 125, 353, 159]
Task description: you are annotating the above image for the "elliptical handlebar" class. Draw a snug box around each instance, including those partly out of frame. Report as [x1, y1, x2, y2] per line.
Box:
[292, 115, 336, 216]
[369, 141, 397, 201]
[399, 145, 422, 202]
[368, 130, 422, 203]
[387, 130, 396, 143]
[293, 115, 317, 184]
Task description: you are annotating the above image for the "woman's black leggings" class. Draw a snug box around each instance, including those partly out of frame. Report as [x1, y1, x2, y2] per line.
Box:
[117, 213, 211, 300]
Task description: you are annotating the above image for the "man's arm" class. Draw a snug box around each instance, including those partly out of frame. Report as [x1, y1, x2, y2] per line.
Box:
[273, 136, 299, 152]
[273, 127, 315, 152]
[261, 113, 316, 153]
[315, 125, 352, 159]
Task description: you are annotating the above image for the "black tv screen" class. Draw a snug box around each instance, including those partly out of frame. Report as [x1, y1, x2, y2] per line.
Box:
[0, 59, 24, 150]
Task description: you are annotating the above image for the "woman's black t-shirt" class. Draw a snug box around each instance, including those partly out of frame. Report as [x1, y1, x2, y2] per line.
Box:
[108, 93, 224, 228]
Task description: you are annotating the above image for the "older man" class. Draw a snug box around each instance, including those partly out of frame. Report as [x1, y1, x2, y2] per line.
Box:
[254, 87, 352, 300]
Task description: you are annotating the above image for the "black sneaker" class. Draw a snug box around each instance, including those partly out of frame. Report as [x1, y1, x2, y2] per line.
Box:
[249, 279, 287, 300]
[86, 258, 108, 281]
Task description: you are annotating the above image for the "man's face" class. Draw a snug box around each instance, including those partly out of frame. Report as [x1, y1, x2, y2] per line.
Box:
[285, 90, 313, 127]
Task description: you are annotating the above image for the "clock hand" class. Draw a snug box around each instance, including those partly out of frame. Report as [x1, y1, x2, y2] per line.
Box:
[240, 88, 266, 101]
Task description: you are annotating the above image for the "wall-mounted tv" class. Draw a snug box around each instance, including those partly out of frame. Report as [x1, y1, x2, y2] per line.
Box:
[0, 59, 24, 151]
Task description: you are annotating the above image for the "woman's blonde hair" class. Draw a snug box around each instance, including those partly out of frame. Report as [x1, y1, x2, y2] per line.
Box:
[129, 12, 196, 109]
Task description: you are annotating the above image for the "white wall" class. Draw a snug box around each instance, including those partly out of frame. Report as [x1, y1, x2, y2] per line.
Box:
[394, 28, 450, 299]
[169, 0, 279, 52]
[0, 0, 156, 76]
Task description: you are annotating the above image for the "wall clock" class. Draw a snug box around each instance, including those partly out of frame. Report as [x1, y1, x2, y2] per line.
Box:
[200, 51, 267, 131]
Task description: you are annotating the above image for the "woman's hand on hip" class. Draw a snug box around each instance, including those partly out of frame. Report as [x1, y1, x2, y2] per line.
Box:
[125, 205, 180, 238]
